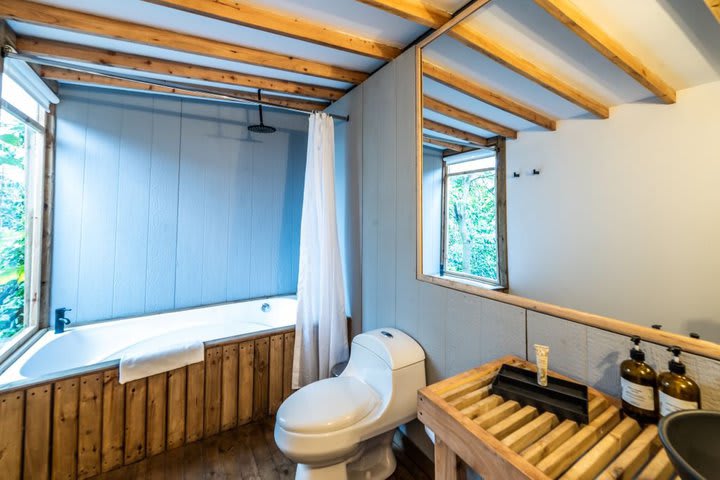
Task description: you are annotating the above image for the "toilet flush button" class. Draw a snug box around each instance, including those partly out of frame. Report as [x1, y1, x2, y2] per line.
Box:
[380, 331, 393, 338]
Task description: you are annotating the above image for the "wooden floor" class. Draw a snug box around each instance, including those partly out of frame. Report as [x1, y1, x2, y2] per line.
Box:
[91, 417, 433, 480]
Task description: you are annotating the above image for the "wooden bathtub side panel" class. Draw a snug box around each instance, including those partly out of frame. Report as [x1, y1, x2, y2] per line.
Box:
[52, 378, 79, 480]
[124, 378, 147, 464]
[253, 337, 270, 420]
[1, 326, 293, 479]
[268, 334, 284, 414]
[204, 346, 223, 437]
[238, 340, 255, 425]
[101, 370, 125, 472]
[146, 373, 168, 456]
[77, 373, 103, 480]
[24, 384, 52, 480]
[221, 344, 239, 431]
[0, 390, 25, 480]
[185, 361, 205, 443]
[283, 332, 295, 400]
[166, 366, 187, 450]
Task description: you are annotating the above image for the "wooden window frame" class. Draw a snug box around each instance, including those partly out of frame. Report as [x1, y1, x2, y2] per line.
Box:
[0, 74, 51, 367]
[439, 144, 508, 289]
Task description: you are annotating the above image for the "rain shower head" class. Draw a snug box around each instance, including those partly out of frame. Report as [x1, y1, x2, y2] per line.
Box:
[248, 90, 276, 134]
[248, 123, 276, 134]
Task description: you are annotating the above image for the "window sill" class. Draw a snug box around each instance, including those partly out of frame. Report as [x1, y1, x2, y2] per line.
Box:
[0, 326, 40, 371]
[428, 273, 508, 293]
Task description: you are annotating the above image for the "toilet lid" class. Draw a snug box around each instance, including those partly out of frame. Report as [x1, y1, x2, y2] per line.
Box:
[277, 377, 379, 434]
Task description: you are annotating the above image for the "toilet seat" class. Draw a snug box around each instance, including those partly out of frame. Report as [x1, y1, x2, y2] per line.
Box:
[277, 377, 379, 434]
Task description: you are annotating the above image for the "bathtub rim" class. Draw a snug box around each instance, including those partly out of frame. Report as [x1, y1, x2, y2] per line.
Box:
[0, 323, 295, 395]
[49, 293, 296, 330]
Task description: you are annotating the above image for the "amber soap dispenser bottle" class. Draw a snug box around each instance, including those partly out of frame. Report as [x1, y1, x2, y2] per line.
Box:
[620, 336, 658, 424]
[658, 346, 701, 416]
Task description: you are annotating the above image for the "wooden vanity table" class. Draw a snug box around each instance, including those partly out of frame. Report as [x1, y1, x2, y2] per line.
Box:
[417, 356, 676, 480]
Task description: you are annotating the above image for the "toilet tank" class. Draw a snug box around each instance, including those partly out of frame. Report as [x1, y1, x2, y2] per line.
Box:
[343, 328, 426, 431]
[350, 328, 425, 370]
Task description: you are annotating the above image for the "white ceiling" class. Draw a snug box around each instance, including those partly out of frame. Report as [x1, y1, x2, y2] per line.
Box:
[6, 0, 720, 145]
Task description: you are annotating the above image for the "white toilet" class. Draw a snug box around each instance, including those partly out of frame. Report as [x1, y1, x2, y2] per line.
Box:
[274, 328, 426, 480]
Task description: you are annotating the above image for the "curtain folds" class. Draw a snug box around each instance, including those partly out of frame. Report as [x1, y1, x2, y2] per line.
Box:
[292, 112, 348, 389]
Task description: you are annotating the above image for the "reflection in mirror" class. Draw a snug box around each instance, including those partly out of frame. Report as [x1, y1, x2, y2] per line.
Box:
[418, 0, 720, 342]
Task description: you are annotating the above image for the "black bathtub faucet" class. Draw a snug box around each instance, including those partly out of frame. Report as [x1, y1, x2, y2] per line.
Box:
[55, 307, 72, 334]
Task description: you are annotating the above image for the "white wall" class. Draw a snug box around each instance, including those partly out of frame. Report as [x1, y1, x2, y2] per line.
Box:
[507, 81, 720, 342]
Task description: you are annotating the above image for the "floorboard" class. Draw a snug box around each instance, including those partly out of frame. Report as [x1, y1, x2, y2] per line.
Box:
[89, 417, 432, 479]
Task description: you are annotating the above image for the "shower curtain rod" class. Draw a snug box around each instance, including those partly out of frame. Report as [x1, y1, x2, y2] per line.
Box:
[3, 48, 350, 122]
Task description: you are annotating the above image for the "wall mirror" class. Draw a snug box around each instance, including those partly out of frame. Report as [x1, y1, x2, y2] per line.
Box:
[416, 0, 720, 345]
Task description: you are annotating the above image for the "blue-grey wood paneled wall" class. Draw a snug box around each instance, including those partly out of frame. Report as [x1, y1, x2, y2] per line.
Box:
[348, 50, 527, 384]
[326, 90, 363, 339]
[51, 85, 307, 325]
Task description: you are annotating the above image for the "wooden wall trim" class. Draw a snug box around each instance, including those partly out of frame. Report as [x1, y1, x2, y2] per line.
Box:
[0, 328, 295, 480]
[418, 273, 720, 361]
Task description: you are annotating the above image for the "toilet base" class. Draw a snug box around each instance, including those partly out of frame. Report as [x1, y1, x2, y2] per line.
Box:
[294, 430, 397, 480]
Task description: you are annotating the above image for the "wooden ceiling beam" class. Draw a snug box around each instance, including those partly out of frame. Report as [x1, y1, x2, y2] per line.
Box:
[0, 0, 368, 84]
[423, 136, 465, 152]
[704, 0, 720, 24]
[39, 66, 329, 112]
[16, 37, 345, 101]
[448, 26, 609, 118]
[356, 0, 452, 28]
[359, 0, 610, 118]
[423, 60, 556, 130]
[423, 118, 489, 147]
[424, 96, 517, 139]
[533, 0, 675, 103]
[144, 0, 402, 60]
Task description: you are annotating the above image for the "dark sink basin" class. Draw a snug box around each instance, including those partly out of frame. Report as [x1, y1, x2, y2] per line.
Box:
[658, 410, 720, 480]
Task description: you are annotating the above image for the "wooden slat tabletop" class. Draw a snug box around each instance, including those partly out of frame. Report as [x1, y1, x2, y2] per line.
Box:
[418, 355, 675, 480]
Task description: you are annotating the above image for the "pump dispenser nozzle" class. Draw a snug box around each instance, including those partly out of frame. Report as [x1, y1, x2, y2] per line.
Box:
[668, 346, 686, 375]
[630, 336, 645, 361]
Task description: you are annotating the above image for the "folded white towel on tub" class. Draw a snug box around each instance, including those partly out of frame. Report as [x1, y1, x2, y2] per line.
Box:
[119, 340, 204, 384]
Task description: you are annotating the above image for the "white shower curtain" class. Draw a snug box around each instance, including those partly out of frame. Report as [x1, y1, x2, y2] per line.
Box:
[292, 112, 348, 389]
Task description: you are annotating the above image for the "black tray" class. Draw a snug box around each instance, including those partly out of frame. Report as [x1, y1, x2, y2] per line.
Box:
[491, 364, 589, 425]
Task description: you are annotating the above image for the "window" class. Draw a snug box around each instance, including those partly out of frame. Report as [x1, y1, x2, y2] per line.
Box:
[441, 148, 507, 288]
[0, 66, 51, 357]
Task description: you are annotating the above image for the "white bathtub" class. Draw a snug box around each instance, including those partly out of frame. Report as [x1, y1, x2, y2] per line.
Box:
[0, 296, 296, 387]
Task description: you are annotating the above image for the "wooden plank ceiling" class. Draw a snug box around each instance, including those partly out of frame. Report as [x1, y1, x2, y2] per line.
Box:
[1, 0, 718, 154]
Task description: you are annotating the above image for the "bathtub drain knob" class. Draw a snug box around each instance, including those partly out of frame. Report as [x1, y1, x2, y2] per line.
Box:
[261, 303, 271, 313]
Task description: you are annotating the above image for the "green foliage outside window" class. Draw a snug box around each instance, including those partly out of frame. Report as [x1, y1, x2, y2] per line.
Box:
[445, 169, 498, 281]
[0, 120, 27, 339]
